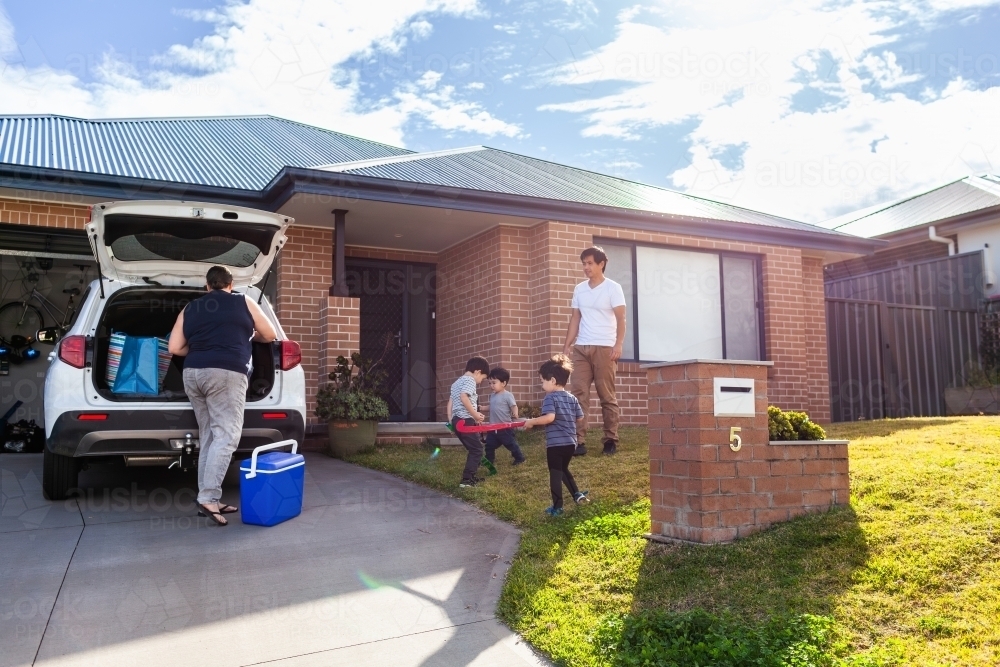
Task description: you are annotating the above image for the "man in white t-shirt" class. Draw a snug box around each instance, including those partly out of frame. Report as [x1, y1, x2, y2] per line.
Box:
[563, 246, 627, 456]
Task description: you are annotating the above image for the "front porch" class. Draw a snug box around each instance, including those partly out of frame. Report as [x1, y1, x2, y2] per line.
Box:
[270, 192, 833, 435]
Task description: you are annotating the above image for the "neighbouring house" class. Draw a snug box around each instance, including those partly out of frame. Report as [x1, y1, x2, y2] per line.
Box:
[822, 175, 1000, 420]
[0, 114, 879, 432]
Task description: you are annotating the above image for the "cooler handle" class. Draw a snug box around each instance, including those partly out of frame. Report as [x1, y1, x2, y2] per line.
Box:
[244, 439, 298, 479]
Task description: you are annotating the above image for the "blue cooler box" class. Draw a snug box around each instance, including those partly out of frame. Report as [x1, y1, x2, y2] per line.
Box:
[239, 440, 304, 526]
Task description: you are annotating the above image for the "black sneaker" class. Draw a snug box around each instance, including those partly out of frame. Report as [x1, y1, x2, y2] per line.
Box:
[512, 458, 526, 466]
[602, 440, 617, 455]
[459, 478, 478, 488]
[573, 444, 587, 456]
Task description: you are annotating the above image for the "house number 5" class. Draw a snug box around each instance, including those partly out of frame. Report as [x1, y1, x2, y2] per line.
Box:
[729, 426, 742, 452]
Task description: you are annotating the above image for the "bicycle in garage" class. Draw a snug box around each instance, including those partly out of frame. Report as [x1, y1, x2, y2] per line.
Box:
[0, 261, 91, 361]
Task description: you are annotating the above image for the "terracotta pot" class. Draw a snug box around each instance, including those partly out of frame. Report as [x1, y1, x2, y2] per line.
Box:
[326, 420, 378, 458]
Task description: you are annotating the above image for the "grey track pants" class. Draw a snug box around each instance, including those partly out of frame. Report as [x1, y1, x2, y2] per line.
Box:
[183, 368, 248, 505]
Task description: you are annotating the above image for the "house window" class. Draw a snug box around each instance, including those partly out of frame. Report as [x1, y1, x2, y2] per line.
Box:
[599, 240, 764, 362]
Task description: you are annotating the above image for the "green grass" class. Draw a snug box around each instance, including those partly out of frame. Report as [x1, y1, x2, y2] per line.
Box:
[347, 418, 1000, 666]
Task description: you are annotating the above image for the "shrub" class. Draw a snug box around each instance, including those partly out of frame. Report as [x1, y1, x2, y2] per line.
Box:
[593, 609, 837, 667]
[315, 353, 390, 422]
[769, 405, 826, 441]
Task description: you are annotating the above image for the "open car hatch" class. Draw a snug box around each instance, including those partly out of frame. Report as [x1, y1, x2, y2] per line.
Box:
[87, 201, 291, 288]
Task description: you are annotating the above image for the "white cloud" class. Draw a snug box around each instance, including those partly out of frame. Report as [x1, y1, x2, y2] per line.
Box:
[0, 0, 519, 147]
[538, 0, 1000, 222]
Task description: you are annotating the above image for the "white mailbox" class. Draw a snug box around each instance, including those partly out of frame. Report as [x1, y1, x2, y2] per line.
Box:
[713, 377, 755, 417]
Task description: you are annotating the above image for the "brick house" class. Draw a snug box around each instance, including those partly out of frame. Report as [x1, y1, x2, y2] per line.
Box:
[0, 115, 879, 430]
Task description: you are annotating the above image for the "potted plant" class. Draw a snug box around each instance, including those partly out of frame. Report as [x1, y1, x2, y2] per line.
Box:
[315, 353, 390, 458]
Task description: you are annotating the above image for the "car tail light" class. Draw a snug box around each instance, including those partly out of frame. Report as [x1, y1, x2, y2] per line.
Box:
[59, 335, 86, 368]
[262, 412, 287, 419]
[77, 413, 108, 421]
[280, 340, 301, 371]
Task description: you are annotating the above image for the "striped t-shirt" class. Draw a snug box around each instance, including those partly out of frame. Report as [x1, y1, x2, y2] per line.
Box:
[450, 375, 479, 420]
[540, 390, 584, 447]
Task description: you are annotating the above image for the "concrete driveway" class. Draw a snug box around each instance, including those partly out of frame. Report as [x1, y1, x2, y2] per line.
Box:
[0, 452, 547, 667]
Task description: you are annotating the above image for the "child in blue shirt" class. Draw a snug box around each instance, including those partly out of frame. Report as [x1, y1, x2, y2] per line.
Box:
[523, 354, 590, 516]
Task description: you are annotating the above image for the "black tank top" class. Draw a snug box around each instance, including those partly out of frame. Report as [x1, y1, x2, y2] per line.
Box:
[182, 290, 255, 375]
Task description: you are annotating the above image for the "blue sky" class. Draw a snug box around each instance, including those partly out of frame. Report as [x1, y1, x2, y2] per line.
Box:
[1, 0, 999, 223]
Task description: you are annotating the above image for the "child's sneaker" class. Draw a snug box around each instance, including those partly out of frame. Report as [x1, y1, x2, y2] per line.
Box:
[544, 506, 564, 517]
[459, 478, 478, 488]
[512, 457, 526, 466]
[573, 491, 590, 505]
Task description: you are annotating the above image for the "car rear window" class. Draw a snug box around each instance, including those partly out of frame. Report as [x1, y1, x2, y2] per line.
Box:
[103, 214, 278, 268]
[110, 233, 260, 267]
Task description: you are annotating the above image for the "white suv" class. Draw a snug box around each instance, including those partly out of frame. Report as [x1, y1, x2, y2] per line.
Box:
[42, 200, 306, 500]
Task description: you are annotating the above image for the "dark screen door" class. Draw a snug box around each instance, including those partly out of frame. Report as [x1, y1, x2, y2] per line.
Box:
[347, 260, 436, 421]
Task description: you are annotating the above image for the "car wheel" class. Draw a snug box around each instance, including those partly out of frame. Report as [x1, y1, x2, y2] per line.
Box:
[43, 448, 79, 501]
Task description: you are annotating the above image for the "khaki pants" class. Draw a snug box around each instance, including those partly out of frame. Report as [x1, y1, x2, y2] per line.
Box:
[183, 367, 248, 505]
[570, 345, 620, 444]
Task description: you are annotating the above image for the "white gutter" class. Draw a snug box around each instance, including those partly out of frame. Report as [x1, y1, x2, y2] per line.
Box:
[928, 225, 955, 255]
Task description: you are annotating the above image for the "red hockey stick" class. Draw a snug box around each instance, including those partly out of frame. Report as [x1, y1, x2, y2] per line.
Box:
[446, 420, 526, 434]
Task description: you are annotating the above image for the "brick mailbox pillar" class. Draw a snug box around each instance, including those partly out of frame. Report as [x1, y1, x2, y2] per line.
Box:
[644, 360, 849, 544]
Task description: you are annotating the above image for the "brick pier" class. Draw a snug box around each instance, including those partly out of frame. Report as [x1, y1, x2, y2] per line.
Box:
[644, 359, 849, 544]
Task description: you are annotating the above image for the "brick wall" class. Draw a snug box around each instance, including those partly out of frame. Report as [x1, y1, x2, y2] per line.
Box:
[318, 296, 361, 379]
[516, 221, 831, 422]
[431, 220, 832, 424]
[802, 257, 830, 421]
[276, 225, 334, 421]
[646, 361, 849, 544]
[435, 228, 503, 413]
[0, 197, 90, 229]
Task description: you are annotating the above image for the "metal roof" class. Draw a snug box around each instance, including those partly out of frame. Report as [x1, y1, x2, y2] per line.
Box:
[0, 114, 412, 191]
[318, 146, 848, 235]
[824, 175, 1000, 238]
[0, 114, 867, 242]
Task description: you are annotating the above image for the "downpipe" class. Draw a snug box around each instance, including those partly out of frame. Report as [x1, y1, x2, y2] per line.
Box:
[928, 226, 955, 255]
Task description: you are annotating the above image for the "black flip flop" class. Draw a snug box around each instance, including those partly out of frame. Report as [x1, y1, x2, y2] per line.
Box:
[197, 503, 228, 526]
[218, 504, 239, 514]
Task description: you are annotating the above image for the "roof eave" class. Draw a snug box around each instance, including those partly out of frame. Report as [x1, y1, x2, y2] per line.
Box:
[0, 164, 268, 207]
[0, 163, 884, 255]
[871, 202, 1000, 246]
[275, 167, 885, 255]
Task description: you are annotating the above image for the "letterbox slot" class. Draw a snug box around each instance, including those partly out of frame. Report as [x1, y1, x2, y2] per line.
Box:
[713, 377, 756, 417]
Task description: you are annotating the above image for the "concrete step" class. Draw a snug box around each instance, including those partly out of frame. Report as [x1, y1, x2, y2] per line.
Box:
[426, 437, 462, 447]
[375, 421, 462, 446]
[376, 422, 451, 436]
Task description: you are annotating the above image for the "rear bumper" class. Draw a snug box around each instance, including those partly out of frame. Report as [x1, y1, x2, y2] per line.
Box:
[47, 409, 305, 458]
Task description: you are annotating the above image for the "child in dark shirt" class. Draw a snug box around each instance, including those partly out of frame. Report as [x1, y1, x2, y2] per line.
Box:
[523, 354, 590, 516]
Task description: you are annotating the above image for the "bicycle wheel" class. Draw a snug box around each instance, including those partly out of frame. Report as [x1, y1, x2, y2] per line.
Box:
[0, 301, 44, 345]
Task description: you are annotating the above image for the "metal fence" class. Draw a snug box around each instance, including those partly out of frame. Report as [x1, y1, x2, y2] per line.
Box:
[825, 252, 985, 421]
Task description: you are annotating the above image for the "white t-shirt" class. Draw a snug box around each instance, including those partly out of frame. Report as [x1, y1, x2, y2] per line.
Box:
[571, 278, 626, 346]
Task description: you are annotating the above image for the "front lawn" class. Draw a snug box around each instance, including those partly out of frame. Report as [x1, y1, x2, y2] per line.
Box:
[347, 418, 1000, 666]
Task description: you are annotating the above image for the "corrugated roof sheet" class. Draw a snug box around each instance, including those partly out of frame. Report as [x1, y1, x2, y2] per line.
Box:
[321, 146, 842, 233]
[0, 115, 412, 191]
[826, 175, 1000, 237]
[0, 114, 862, 237]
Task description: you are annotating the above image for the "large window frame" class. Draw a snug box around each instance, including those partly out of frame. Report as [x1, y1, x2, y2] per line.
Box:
[597, 238, 766, 364]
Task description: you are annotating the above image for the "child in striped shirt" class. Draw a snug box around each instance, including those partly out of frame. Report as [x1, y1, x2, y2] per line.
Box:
[523, 354, 590, 516]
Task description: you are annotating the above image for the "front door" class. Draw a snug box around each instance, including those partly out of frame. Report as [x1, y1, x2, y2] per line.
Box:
[346, 260, 436, 421]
